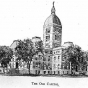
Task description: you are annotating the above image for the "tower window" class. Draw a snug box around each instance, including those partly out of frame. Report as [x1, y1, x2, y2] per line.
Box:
[46, 35, 50, 41]
[53, 25, 62, 33]
[58, 29, 62, 33]
[53, 26, 59, 32]
[46, 28, 50, 34]
[55, 35, 60, 40]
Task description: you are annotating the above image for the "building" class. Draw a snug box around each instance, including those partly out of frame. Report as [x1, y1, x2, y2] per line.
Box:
[30, 52, 43, 75]
[10, 40, 20, 69]
[9, 40, 29, 74]
[42, 2, 62, 75]
[9, 2, 72, 75]
[30, 36, 43, 74]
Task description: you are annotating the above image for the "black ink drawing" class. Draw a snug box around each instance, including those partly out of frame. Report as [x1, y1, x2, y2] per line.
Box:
[0, 2, 88, 77]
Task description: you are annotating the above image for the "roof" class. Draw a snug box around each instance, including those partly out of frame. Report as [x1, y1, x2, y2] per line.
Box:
[44, 14, 61, 26]
[10, 40, 20, 49]
[44, 2, 62, 26]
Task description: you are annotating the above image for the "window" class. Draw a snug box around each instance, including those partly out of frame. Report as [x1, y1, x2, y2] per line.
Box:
[58, 56, 60, 59]
[58, 29, 62, 33]
[48, 58, 50, 61]
[35, 57, 37, 60]
[53, 42, 61, 48]
[45, 43, 50, 48]
[63, 71, 64, 74]
[53, 25, 62, 33]
[46, 36, 50, 39]
[54, 56, 56, 61]
[58, 64, 60, 69]
[46, 36, 50, 41]
[46, 28, 50, 34]
[67, 71, 68, 74]
[45, 50, 48, 53]
[44, 71, 46, 74]
[53, 51, 55, 54]
[55, 35, 60, 40]
[50, 50, 52, 54]
[61, 63, 65, 69]
[48, 71, 50, 74]
[48, 63, 51, 70]
[48, 56, 50, 61]
[58, 71, 59, 74]
[56, 50, 60, 54]
[62, 56, 65, 61]
[54, 64, 56, 69]
[53, 26, 59, 32]
[16, 62, 18, 68]
[43, 58, 46, 61]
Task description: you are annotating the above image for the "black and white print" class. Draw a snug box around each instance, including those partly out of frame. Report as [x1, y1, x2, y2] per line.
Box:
[0, 0, 88, 88]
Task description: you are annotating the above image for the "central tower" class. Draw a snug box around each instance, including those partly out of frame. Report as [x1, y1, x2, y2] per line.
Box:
[43, 2, 62, 49]
[43, 2, 62, 75]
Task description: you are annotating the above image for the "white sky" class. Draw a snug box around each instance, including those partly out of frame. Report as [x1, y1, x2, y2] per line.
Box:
[0, 0, 88, 50]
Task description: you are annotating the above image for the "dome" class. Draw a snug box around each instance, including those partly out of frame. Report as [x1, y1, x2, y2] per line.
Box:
[44, 2, 61, 26]
[44, 14, 61, 26]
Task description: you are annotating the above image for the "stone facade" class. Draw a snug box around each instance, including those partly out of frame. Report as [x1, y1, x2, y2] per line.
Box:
[42, 2, 62, 75]
[30, 52, 43, 75]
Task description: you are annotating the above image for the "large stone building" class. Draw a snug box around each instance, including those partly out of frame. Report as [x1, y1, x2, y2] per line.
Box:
[30, 2, 64, 75]
[9, 2, 72, 75]
[42, 2, 62, 75]
[30, 36, 44, 74]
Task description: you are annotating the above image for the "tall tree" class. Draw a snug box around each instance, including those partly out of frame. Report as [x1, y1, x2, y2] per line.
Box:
[15, 38, 44, 74]
[63, 44, 84, 72]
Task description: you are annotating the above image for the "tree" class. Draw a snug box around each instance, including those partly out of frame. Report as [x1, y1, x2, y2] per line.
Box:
[82, 51, 88, 71]
[63, 44, 84, 73]
[15, 38, 43, 73]
[15, 39, 33, 72]
[0, 46, 13, 68]
[14, 38, 44, 74]
[32, 40, 44, 54]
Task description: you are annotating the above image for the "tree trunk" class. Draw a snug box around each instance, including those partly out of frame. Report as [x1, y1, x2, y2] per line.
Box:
[27, 61, 30, 74]
[70, 62, 72, 74]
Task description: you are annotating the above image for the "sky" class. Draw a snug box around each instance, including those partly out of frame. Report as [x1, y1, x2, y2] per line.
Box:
[0, 0, 88, 50]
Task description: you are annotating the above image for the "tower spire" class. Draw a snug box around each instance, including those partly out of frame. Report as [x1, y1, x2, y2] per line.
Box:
[53, 1, 54, 7]
[51, 1, 56, 14]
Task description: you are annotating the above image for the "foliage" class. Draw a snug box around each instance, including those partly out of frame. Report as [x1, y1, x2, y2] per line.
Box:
[0, 46, 13, 67]
[15, 38, 44, 73]
[15, 39, 33, 62]
[62, 44, 87, 71]
[32, 40, 44, 54]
